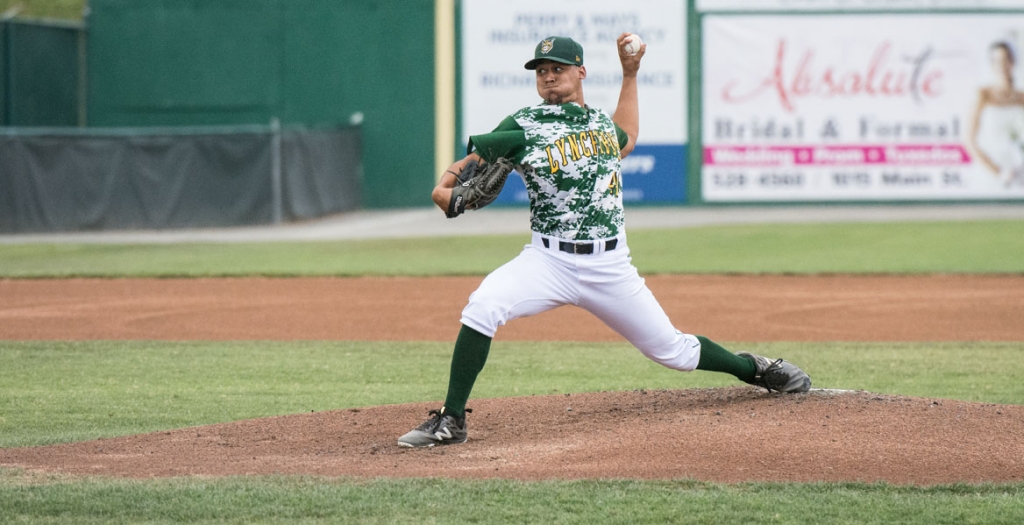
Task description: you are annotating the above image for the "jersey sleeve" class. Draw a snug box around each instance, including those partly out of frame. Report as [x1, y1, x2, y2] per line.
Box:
[614, 123, 629, 150]
[491, 115, 521, 133]
[467, 117, 527, 163]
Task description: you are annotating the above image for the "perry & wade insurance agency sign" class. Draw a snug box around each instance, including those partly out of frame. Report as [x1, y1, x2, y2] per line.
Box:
[701, 13, 1024, 201]
[460, 0, 687, 204]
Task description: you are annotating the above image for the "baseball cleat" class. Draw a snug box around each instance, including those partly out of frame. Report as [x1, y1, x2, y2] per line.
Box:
[397, 407, 471, 447]
[737, 352, 812, 393]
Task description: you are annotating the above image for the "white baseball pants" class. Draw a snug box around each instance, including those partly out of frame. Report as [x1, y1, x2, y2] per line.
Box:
[460, 231, 701, 371]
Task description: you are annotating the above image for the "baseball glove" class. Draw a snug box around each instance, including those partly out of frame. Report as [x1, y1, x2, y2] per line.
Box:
[445, 157, 513, 218]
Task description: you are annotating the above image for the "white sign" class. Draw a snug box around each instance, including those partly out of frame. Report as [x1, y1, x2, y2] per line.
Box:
[697, 0, 1024, 11]
[461, 0, 686, 144]
[702, 14, 1024, 201]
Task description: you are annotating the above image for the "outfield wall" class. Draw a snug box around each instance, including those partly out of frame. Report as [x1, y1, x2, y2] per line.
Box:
[85, 0, 434, 210]
[0, 18, 84, 127]
[0, 125, 360, 233]
[6, 0, 1024, 222]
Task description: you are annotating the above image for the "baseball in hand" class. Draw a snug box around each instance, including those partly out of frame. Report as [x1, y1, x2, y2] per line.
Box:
[623, 34, 642, 56]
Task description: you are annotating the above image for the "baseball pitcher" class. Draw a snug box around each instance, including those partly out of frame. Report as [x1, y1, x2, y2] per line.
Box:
[398, 34, 811, 448]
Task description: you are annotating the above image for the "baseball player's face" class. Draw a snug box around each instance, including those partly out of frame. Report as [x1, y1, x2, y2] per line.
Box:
[534, 61, 586, 105]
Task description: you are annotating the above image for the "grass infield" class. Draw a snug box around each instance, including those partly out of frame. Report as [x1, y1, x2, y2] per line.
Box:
[1, 220, 1022, 277]
[2, 471, 1022, 525]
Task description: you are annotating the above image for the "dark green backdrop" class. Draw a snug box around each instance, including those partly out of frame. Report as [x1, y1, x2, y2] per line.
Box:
[0, 18, 82, 126]
[86, 0, 436, 209]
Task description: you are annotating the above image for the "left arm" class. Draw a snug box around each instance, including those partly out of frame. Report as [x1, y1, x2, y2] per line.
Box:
[432, 153, 482, 211]
[612, 33, 646, 158]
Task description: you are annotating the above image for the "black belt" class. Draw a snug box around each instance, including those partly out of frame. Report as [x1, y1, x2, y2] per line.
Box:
[542, 237, 618, 255]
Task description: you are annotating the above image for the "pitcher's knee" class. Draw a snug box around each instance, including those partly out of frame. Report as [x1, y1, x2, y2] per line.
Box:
[460, 298, 505, 338]
[636, 331, 701, 371]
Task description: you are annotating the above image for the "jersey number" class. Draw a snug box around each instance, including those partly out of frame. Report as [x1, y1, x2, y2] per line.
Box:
[607, 172, 622, 197]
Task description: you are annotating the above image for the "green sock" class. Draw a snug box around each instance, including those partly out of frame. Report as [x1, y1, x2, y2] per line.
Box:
[442, 325, 492, 417]
[695, 335, 756, 383]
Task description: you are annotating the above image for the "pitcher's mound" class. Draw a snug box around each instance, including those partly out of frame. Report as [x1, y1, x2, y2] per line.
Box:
[3, 387, 1022, 485]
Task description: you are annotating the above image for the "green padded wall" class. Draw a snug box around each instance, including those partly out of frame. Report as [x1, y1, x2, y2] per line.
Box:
[87, 0, 436, 208]
[0, 19, 82, 126]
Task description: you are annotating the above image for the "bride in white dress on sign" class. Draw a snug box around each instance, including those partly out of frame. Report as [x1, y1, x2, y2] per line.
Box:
[968, 41, 1024, 188]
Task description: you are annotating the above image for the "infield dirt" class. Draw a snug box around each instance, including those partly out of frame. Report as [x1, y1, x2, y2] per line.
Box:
[2, 275, 1023, 484]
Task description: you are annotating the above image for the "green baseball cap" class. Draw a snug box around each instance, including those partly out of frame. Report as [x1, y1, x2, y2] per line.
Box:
[524, 36, 584, 70]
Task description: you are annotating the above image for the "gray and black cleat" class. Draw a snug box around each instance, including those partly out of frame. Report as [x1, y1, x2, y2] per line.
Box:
[738, 352, 812, 393]
[397, 407, 471, 447]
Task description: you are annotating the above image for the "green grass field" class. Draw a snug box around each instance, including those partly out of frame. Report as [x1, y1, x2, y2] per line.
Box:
[3, 472, 1021, 525]
[1, 221, 1023, 277]
[0, 0, 84, 20]
[2, 220, 1023, 524]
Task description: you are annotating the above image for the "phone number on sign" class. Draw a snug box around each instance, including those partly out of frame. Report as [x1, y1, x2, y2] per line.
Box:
[709, 170, 965, 189]
[711, 172, 804, 188]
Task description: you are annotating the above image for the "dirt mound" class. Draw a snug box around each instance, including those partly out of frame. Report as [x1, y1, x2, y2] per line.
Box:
[4, 387, 1022, 485]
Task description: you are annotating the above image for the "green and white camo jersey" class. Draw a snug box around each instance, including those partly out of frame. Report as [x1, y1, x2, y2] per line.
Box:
[468, 102, 629, 241]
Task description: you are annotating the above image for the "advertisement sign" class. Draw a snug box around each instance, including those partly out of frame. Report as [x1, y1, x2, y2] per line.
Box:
[461, 0, 687, 204]
[702, 14, 1024, 201]
[696, 0, 1024, 11]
